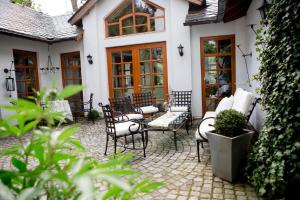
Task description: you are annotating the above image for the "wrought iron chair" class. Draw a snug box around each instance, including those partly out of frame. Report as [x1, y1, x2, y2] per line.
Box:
[72, 93, 94, 123]
[132, 92, 159, 116]
[99, 103, 146, 157]
[195, 93, 261, 162]
[109, 96, 143, 121]
[170, 90, 192, 125]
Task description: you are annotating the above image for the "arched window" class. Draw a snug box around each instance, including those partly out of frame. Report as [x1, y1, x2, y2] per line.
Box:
[105, 0, 165, 37]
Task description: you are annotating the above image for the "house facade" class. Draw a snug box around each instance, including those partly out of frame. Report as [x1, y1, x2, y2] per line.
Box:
[0, 0, 265, 130]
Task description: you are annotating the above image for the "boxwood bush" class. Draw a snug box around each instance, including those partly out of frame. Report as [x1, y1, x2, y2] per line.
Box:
[246, 0, 300, 199]
[215, 109, 247, 137]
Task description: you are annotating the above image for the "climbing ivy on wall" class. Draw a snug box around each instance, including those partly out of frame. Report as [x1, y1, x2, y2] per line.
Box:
[246, 0, 300, 199]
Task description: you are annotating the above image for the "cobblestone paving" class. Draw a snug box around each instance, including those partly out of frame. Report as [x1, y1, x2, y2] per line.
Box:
[0, 120, 261, 200]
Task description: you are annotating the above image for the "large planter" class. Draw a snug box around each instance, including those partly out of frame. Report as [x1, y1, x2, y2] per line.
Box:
[206, 129, 254, 182]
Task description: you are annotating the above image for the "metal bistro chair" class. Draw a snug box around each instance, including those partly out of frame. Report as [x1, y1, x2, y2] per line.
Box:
[72, 93, 94, 123]
[170, 90, 192, 125]
[99, 103, 146, 157]
[132, 92, 159, 116]
[109, 96, 144, 121]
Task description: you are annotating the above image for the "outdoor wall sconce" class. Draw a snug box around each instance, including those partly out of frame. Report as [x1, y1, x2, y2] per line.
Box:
[178, 44, 184, 56]
[4, 61, 16, 97]
[87, 54, 93, 64]
[258, 0, 270, 20]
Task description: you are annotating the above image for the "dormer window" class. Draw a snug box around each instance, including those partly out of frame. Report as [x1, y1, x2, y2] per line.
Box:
[105, 0, 165, 37]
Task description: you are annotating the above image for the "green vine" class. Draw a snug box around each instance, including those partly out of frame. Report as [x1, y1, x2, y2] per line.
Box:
[246, 0, 300, 199]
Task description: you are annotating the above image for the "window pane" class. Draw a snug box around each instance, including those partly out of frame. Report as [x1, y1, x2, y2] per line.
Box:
[113, 64, 122, 75]
[113, 77, 122, 88]
[153, 61, 163, 73]
[64, 68, 73, 79]
[154, 87, 164, 101]
[122, 27, 134, 35]
[205, 71, 217, 84]
[124, 76, 133, 87]
[124, 88, 134, 97]
[205, 85, 218, 98]
[140, 62, 150, 74]
[206, 98, 218, 111]
[152, 48, 163, 60]
[140, 49, 150, 61]
[218, 39, 231, 53]
[112, 52, 121, 63]
[16, 68, 25, 80]
[114, 89, 122, 98]
[123, 63, 133, 75]
[17, 82, 25, 94]
[122, 17, 133, 27]
[153, 75, 163, 86]
[140, 75, 151, 86]
[219, 84, 232, 97]
[136, 25, 148, 33]
[136, 15, 148, 25]
[142, 87, 152, 93]
[150, 18, 164, 31]
[219, 70, 232, 84]
[204, 40, 217, 54]
[135, 0, 164, 17]
[205, 57, 217, 70]
[122, 51, 132, 62]
[218, 56, 231, 69]
[108, 24, 120, 37]
[73, 69, 81, 79]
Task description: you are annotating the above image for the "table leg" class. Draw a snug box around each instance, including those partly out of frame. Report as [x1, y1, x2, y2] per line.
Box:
[174, 131, 177, 151]
[145, 130, 149, 148]
[185, 119, 189, 134]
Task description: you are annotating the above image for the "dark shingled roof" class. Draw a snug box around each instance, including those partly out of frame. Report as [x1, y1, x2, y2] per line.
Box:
[0, 0, 78, 43]
[184, 0, 225, 26]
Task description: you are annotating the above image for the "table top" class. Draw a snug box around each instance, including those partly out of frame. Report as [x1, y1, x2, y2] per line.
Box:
[145, 111, 189, 129]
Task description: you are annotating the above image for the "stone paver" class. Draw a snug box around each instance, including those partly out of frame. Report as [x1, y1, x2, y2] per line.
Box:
[0, 120, 262, 200]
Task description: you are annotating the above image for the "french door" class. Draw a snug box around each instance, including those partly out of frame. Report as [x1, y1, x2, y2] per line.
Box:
[200, 35, 236, 115]
[13, 50, 39, 99]
[61, 52, 83, 113]
[107, 42, 168, 103]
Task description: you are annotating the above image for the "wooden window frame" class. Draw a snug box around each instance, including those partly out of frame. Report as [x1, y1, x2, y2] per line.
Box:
[13, 49, 40, 98]
[200, 35, 236, 115]
[107, 42, 168, 102]
[105, 0, 165, 37]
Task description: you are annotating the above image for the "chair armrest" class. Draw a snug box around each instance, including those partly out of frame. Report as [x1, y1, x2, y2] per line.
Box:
[196, 117, 216, 141]
[114, 111, 130, 122]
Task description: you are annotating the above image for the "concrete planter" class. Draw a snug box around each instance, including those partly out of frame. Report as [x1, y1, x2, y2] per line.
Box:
[206, 129, 254, 182]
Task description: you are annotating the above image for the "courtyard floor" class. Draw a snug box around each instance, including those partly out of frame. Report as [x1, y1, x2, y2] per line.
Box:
[0, 119, 261, 200]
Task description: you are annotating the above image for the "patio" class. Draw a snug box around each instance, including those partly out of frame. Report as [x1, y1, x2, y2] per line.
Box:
[0, 119, 261, 200]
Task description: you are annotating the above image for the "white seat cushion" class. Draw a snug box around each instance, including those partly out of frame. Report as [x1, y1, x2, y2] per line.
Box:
[195, 112, 216, 140]
[215, 96, 234, 114]
[115, 121, 141, 136]
[126, 113, 144, 120]
[232, 88, 254, 115]
[139, 106, 159, 114]
[170, 106, 188, 112]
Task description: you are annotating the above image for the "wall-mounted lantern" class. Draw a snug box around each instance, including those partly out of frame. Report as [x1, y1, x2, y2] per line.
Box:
[87, 54, 93, 64]
[258, 0, 270, 20]
[4, 61, 16, 97]
[177, 44, 184, 56]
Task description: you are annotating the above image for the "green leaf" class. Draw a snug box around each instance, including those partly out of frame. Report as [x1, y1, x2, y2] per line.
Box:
[23, 120, 39, 133]
[0, 181, 15, 200]
[17, 187, 43, 200]
[11, 157, 26, 172]
[34, 144, 44, 165]
[58, 85, 83, 99]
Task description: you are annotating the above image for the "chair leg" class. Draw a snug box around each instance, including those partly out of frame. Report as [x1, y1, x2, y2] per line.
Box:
[104, 134, 109, 156]
[132, 134, 135, 149]
[114, 137, 117, 155]
[201, 141, 204, 149]
[141, 133, 146, 157]
[196, 140, 200, 162]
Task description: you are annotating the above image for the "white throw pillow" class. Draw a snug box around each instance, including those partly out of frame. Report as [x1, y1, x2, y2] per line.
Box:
[215, 96, 234, 114]
[232, 88, 254, 115]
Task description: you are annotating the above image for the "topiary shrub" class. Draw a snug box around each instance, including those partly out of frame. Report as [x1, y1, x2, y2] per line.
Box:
[214, 109, 247, 137]
[246, 0, 300, 199]
[87, 109, 100, 120]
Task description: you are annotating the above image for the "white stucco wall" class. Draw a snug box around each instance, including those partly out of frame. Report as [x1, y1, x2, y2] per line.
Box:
[0, 34, 83, 118]
[190, 0, 266, 130]
[81, 0, 192, 106]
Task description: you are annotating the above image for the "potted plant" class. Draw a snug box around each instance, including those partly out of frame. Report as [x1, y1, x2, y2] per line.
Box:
[87, 109, 100, 121]
[206, 109, 254, 182]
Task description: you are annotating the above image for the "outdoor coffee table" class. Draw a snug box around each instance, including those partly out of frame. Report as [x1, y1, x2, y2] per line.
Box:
[144, 111, 190, 151]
